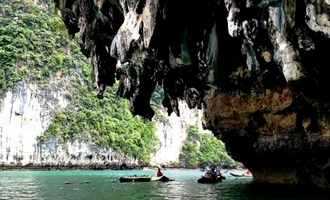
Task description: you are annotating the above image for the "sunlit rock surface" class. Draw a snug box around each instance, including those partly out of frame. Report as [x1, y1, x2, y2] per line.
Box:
[151, 102, 204, 166]
[0, 77, 69, 166]
[56, 0, 330, 188]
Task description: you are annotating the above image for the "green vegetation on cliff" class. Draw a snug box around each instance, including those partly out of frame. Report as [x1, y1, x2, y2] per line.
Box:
[0, 0, 87, 94]
[180, 126, 236, 168]
[45, 84, 158, 163]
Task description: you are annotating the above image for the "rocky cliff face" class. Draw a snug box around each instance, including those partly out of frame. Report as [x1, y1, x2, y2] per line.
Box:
[0, 77, 137, 168]
[0, 77, 198, 167]
[0, 77, 70, 166]
[56, 0, 330, 188]
[151, 102, 204, 166]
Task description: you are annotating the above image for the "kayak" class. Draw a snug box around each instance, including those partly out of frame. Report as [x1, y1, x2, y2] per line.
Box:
[119, 176, 151, 182]
[197, 176, 225, 184]
[119, 176, 174, 183]
[229, 171, 252, 177]
[157, 176, 175, 182]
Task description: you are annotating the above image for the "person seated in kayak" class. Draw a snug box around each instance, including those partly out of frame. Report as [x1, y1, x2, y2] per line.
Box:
[215, 167, 225, 178]
[203, 166, 217, 179]
[203, 166, 223, 180]
[156, 167, 163, 177]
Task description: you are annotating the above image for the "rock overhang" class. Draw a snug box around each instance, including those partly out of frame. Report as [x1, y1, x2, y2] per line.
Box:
[55, 0, 330, 188]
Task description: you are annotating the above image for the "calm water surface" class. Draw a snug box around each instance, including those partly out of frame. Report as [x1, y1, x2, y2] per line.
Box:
[0, 169, 329, 200]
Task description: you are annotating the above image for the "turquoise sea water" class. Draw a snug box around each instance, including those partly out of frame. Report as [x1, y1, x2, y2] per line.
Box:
[0, 169, 329, 200]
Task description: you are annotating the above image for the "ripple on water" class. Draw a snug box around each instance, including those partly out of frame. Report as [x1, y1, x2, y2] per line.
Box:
[1, 170, 330, 200]
[1, 177, 41, 199]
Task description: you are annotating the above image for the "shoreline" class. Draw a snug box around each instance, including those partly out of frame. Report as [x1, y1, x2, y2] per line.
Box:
[0, 164, 240, 171]
[0, 163, 142, 171]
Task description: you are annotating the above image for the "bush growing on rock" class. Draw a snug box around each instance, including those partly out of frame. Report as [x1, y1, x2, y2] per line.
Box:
[180, 126, 236, 168]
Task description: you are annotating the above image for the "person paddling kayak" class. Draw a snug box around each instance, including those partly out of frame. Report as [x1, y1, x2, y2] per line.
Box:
[156, 166, 163, 177]
[155, 166, 174, 182]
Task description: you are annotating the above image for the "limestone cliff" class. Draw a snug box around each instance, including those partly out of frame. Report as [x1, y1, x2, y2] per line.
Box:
[0, 77, 71, 166]
[0, 77, 198, 167]
[0, 76, 134, 168]
[151, 101, 204, 166]
[55, 0, 330, 188]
